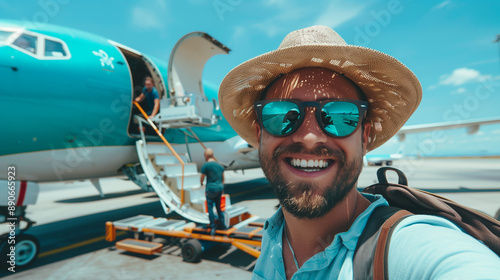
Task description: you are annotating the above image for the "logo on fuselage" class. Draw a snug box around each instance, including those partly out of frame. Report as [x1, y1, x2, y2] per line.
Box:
[92, 49, 115, 69]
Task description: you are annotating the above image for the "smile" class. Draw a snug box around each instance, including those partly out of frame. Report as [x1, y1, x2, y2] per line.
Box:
[285, 158, 334, 172]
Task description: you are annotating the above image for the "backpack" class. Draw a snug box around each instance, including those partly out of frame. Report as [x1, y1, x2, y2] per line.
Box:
[353, 167, 500, 280]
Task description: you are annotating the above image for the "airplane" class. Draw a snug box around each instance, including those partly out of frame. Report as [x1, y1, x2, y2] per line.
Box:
[365, 117, 500, 166]
[0, 20, 259, 180]
[0, 20, 261, 268]
[364, 152, 404, 166]
[1, 20, 499, 269]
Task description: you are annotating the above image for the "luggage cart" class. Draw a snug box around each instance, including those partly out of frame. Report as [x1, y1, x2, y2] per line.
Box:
[105, 211, 265, 263]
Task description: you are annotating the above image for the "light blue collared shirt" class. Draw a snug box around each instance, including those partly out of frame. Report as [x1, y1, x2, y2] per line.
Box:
[252, 194, 500, 279]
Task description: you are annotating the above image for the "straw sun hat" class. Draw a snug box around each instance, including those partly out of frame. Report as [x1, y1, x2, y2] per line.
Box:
[218, 25, 422, 151]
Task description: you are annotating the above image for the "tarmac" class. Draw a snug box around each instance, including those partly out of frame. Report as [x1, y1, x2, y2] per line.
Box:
[1, 158, 499, 279]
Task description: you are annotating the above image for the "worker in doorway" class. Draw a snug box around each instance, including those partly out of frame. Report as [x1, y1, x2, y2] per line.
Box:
[200, 148, 226, 235]
[135, 76, 160, 119]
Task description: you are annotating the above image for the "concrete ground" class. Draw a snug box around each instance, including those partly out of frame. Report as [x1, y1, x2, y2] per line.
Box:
[2, 158, 499, 279]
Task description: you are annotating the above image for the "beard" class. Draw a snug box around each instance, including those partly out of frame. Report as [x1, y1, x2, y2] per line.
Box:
[259, 142, 363, 219]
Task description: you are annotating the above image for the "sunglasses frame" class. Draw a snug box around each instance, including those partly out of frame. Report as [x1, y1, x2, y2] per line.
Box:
[254, 98, 368, 138]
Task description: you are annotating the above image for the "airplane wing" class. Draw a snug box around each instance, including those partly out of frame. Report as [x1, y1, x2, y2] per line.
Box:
[397, 117, 500, 141]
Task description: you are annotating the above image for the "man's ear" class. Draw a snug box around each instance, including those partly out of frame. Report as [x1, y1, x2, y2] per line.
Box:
[362, 122, 371, 155]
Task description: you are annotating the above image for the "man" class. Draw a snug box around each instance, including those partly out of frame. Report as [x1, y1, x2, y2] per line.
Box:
[218, 26, 500, 279]
[200, 148, 225, 235]
[135, 77, 160, 119]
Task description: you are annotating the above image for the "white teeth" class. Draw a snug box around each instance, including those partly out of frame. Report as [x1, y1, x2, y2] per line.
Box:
[304, 169, 320, 172]
[290, 158, 330, 169]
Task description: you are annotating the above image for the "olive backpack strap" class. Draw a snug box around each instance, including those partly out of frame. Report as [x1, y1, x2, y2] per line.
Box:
[355, 166, 500, 279]
[365, 167, 500, 257]
[353, 206, 413, 280]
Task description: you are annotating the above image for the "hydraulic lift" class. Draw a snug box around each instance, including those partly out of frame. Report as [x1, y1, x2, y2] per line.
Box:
[105, 209, 264, 263]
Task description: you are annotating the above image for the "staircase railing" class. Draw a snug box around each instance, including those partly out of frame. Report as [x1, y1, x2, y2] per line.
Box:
[184, 128, 221, 163]
[133, 101, 186, 206]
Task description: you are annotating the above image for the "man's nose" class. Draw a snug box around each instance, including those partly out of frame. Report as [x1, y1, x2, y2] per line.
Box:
[291, 108, 327, 148]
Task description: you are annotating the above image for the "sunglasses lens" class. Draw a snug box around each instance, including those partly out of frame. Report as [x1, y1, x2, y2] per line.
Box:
[321, 101, 360, 136]
[261, 101, 301, 136]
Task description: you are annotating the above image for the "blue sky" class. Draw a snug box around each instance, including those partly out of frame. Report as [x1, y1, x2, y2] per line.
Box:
[1, 0, 499, 156]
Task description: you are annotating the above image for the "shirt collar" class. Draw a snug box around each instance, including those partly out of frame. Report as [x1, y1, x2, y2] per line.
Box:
[264, 206, 284, 238]
[263, 193, 389, 248]
[331, 193, 388, 251]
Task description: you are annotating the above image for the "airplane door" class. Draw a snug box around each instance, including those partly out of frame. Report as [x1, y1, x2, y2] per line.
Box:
[167, 32, 230, 102]
[112, 42, 166, 137]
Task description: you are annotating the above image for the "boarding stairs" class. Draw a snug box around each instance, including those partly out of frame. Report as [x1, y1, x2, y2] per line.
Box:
[125, 31, 248, 225]
[132, 101, 248, 225]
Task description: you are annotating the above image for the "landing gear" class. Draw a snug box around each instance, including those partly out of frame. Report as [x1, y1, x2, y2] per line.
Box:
[0, 234, 40, 269]
[181, 239, 203, 263]
[122, 163, 153, 192]
[0, 207, 39, 270]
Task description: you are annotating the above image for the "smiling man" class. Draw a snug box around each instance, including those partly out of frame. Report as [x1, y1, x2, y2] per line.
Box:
[255, 68, 369, 224]
[219, 26, 500, 279]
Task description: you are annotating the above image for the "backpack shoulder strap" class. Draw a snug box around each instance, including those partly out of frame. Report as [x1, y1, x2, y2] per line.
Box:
[353, 206, 412, 280]
[373, 209, 412, 280]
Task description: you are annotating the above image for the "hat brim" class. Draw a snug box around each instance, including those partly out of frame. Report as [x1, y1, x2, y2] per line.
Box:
[219, 44, 422, 151]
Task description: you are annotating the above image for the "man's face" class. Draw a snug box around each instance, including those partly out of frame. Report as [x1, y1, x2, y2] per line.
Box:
[255, 67, 370, 219]
[145, 80, 154, 91]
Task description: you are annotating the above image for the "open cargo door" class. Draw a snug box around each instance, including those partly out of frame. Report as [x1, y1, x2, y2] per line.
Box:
[168, 32, 230, 101]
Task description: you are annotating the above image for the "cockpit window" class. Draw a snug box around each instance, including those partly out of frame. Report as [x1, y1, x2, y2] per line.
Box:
[45, 39, 66, 57]
[8, 30, 70, 60]
[13, 33, 37, 54]
[0, 30, 13, 43]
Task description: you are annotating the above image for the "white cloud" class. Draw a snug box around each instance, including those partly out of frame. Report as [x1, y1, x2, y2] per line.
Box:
[314, 1, 366, 28]
[432, 0, 452, 11]
[231, 25, 247, 43]
[246, 1, 366, 39]
[249, 2, 311, 37]
[240, 3, 293, 37]
[130, 1, 168, 30]
[450, 87, 467, 95]
[439, 68, 488, 86]
[466, 58, 500, 67]
[132, 7, 164, 29]
[253, 22, 283, 37]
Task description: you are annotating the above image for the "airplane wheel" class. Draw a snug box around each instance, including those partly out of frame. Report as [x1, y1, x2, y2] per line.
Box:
[182, 239, 202, 263]
[0, 234, 40, 269]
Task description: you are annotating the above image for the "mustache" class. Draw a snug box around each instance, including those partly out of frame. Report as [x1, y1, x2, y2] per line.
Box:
[272, 143, 346, 162]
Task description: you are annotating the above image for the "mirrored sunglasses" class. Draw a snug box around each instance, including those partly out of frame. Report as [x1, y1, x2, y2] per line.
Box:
[254, 99, 368, 138]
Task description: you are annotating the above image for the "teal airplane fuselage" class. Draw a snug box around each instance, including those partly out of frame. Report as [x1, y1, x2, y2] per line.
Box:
[0, 20, 250, 182]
